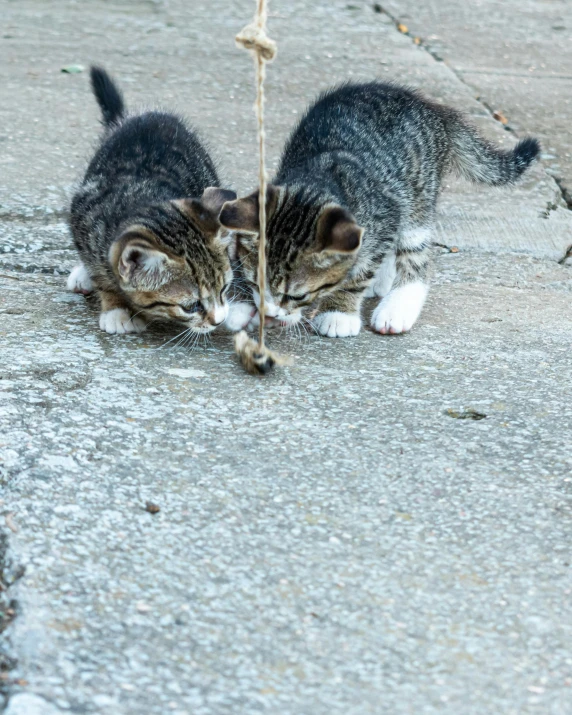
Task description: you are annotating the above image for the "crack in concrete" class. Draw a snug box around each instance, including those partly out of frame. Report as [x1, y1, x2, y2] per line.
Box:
[0, 262, 68, 276]
[372, 3, 572, 263]
[0, 273, 62, 288]
[0, 209, 68, 225]
[553, 177, 572, 210]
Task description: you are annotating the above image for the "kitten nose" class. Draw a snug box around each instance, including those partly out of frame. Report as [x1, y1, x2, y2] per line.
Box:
[264, 303, 279, 317]
[208, 304, 228, 326]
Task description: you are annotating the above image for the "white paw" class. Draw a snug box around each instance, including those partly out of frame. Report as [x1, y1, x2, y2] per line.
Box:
[313, 311, 361, 338]
[67, 264, 93, 295]
[224, 301, 256, 332]
[99, 308, 146, 335]
[371, 281, 428, 335]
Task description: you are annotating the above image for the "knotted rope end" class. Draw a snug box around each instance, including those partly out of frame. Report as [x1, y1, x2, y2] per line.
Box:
[234, 331, 291, 376]
[236, 23, 277, 62]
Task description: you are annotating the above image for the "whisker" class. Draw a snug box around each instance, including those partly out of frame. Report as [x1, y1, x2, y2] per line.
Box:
[297, 321, 308, 343]
[158, 326, 191, 350]
[298, 318, 311, 340]
[293, 322, 302, 344]
[171, 330, 190, 350]
[183, 329, 200, 350]
[130, 308, 148, 321]
[181, 330, 199, 350]
[301, 316, 316, 337]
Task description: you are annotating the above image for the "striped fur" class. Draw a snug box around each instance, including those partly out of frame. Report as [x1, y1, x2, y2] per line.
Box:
[69, 67, 236, 334]
[220, 82, 540, 336]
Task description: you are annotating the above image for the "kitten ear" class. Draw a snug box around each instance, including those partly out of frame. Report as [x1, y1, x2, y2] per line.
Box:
[218, 193, 259, 233]
[199, 188, 239, 249]
[173, 198, 220, 236]
[174, 197, 235, 250]
[218, 186, 279, 233]
[112, 230, 174, 290]
[200, 187, 238, 215]
[315, 206, 364, 254]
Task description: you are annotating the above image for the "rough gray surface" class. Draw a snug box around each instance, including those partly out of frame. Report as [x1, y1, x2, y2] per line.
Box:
[4, 693, 62, 715]
[1, 1, 571, 714]
[382, 0, 572, 205]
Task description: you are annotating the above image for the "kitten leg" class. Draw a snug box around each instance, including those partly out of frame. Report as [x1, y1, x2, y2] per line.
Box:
[371, 230, 431, 335]
[67, 263, 93, 295]
[312, 288, 364, 338]
[98, 291, 146, 335]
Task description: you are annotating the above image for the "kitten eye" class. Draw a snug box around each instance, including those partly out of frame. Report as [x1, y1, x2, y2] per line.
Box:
[180, 301, 202, 315]
[220, 283, 230, 300]
[317, 281, 340, 292]
[283, 293, 308, 302]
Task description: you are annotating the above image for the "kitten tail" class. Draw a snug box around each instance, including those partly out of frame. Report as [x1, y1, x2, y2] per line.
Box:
[90, 66, 125, 127]
[448, 113, 540, 186]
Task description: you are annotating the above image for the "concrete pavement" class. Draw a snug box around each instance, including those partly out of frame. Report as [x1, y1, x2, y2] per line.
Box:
[382, 0, 572, 207]
[1, 1, 571, 713]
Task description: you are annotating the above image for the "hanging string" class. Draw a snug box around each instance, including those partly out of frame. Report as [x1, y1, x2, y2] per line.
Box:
[234, 0, 290, 375]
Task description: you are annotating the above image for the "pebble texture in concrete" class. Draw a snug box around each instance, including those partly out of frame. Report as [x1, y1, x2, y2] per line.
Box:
[0, 1, 571, 714]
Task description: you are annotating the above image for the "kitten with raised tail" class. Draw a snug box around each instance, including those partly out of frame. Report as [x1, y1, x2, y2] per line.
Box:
[68, 66, 240, 335]
[219, 82, 540, 337]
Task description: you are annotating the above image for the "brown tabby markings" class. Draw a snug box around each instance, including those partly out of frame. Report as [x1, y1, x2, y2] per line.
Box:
[220, 82, 540, 337]
[68, 67, 237, 336]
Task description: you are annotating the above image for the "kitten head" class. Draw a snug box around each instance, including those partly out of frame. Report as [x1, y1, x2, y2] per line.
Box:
[110, 187, 236, 332]
[219, 186, 363, 324]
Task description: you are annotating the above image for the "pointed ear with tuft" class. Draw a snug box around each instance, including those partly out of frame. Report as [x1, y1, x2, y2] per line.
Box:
[174, 197, 235, 249]
[200, 187, 238, 216]
[112, 230, 175, 290]
[315, 206, 364, 255]
[218, 185, 279, 234]
[173, 198, 221, 236]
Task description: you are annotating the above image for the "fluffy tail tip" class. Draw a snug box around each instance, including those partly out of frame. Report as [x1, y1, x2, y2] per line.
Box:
[89, 65, 110, 94]
[514, 137, 541, 171]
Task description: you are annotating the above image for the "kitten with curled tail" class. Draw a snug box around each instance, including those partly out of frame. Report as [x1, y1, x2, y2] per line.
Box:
[219, 81, 540, 337]
[68, 66, 242, 335]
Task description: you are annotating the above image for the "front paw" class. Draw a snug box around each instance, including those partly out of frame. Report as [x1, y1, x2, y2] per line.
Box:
[99, 308, 146, 335]
[313, 311, 361, 338]
[371, 282, 427, 335]
[371, 302, 409, 335]
[67, 264, 93, 295]
[224, 302, 257, 332]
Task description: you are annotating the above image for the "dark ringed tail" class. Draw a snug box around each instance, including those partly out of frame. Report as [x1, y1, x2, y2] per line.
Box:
[447, 112, 540, 186]
[90, 66, 125, 127]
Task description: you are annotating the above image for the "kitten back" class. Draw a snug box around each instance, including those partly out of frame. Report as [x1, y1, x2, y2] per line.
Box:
[90, 66, 125, 127]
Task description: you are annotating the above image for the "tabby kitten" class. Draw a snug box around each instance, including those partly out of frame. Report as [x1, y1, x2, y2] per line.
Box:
[220, 82, 540, 337]
[68, 67, 238, 335]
